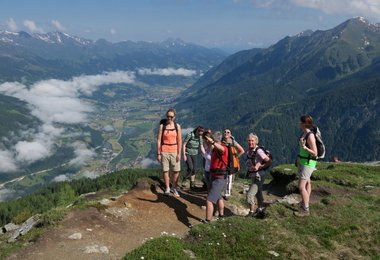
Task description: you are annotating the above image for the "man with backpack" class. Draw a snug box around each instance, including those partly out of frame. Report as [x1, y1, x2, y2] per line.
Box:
[245, 133, 272, 218]
[202, 131, 228, 223]
[156, 108, 182, 197]
[222, 129, 244, 200]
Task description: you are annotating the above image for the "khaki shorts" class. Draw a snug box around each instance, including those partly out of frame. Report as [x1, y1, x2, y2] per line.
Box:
[298, 164, 315, 180]
[161, 152, 180, 172]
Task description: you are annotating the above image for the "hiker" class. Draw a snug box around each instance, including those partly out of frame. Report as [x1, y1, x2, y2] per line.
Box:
[156, 108, 182, 197]
[182, 126, 205, 190]
[203, 131, 228, 223]
[202, 128, 213, 192]
[222, 128, 244, 200]
[245, 133, 272, 217]
[295, 115, 318, 217]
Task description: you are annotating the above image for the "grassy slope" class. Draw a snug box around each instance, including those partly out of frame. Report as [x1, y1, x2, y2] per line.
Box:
[124, 163, 380, 259]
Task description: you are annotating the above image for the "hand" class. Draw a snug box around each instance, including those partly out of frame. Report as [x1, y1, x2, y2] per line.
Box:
[183, 155, 187, 162]
[204, 135, 213, 143]
[299, 138, 306, 147]
[157, 154, 162, 162]
[176, 154, 181, 162]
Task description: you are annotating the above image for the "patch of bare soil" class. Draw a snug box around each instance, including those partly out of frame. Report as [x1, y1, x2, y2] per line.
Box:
[7, 180, 207, 260]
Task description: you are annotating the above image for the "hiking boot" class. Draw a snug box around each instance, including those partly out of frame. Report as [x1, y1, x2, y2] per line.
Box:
[246, 211, 257, 217]
[201, 219, 211, 224]
[171, 188, 180, 197]
[256, 208, 266, 219]
[190, 181, 196, 190]
[164, 187, 170, 196]
[181, 179, 187, 188]
[294, 209, 310, 217]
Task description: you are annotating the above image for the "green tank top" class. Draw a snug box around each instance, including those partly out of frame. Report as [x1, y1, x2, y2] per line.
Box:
[299, 145, 317, 168]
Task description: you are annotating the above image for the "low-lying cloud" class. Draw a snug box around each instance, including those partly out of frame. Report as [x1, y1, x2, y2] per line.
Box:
[0, 71, 135, 172]
[0, 188, 16, 202]
[250, 0, 380, 18]
[140, 158, 160, 168]
[138, 67, 197, 77]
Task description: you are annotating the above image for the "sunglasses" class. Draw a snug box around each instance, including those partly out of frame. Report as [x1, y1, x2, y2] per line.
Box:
[224, 131, 231, 134]
[167, 115, 174, 119]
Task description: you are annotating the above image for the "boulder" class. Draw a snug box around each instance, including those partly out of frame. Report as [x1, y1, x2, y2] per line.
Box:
[7, 215, 41, 243]
[3, 223, 19, 233]
[68, 232, 82, 240]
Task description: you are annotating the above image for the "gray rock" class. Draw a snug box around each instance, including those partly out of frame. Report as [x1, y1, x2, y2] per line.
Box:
[229, 204, 250, 216]
[7, 215, 41, 243]
[84, 245, 109, 254]
[99, 198, 112, 206]
[3, 223, 19, 233]
[277, 194, 301, 205]
[68, 232, 82, 240]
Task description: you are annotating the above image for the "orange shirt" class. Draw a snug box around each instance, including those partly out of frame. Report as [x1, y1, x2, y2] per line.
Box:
[161, 127, 178, 153]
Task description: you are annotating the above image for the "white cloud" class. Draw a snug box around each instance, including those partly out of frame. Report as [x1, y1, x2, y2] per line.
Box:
[290, 0, 380, 16]
[0, 71, 135, 172]
[15, 140, 51, 164]
[137, 67, 197, 77]
[83, 170, 99, 179]
[140, 158, 159, 168]
[23, 19, 44, 33]
[51, 20, 66, 31]
[53, 174, 70, 182]
[110, 28, 117, 35]
[250, 0, 380, 18]
[69, 142, 96, 166]
[0, 150, 18, 172]
[0, 188, 16, 202]
[6, 18, 18, 31]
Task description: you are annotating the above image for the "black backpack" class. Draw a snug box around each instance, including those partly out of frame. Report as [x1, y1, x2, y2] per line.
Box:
[160, 119, 178, 146]
[305, 126, 325, 160]
[246, 145, 273, 171]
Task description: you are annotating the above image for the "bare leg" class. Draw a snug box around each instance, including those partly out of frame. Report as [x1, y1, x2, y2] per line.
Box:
[217, 198, 224, 216]
[206, 199, 214, 221]
[163, 171, 170, 190]
[298, 179, 310, 208]
[172, 171, 179, 189]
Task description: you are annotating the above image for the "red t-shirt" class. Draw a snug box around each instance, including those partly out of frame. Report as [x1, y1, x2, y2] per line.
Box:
[210, 145, 228, 174]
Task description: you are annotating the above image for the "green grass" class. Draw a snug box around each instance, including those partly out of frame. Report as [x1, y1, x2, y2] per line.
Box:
[124, 163, 380, 259]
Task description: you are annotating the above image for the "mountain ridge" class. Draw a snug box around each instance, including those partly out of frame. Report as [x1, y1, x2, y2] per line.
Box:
[177, 17, 380, 163]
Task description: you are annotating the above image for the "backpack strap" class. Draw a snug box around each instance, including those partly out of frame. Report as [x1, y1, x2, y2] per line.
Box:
[214, 144, 229, 174]
[299, 131, 317, 162]
[161, 122, 178, 146]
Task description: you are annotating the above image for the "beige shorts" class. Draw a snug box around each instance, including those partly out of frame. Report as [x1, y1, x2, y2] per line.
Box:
[298, 164, 315, 180]
[161, 152, 180, 172]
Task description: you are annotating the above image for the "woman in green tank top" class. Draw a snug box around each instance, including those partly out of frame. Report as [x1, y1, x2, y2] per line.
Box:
[295, 115, 318, 217]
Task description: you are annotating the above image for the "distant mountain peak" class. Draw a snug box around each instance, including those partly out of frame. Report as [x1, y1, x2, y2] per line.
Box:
[296, 29, 314, 37]
[33, 31, 93, 45]
[161, 38, 187, 47]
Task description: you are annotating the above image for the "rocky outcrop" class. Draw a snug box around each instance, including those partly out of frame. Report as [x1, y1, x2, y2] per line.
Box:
[7, 215, 41, 243]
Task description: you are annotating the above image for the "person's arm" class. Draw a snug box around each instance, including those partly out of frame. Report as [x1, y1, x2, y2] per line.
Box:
[176, 124, 182, 161]
[235, 141, 245, 158]
[182, 132, 190, 160]
[252, 149, 271, 171]
[156, 124, 163, 162]
[305, 133, 318, 157]
[204, 135, 224, 153]
[200, 138, 206, 156]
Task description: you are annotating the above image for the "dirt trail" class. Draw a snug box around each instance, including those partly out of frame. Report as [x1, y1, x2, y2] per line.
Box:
[7, 181, 208, 260]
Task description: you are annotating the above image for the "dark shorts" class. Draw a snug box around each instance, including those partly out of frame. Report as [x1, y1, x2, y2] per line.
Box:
[207, 176, 227, 204]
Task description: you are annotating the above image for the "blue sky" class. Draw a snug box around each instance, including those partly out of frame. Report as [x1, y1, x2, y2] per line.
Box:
[1, 0, 380, 52]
